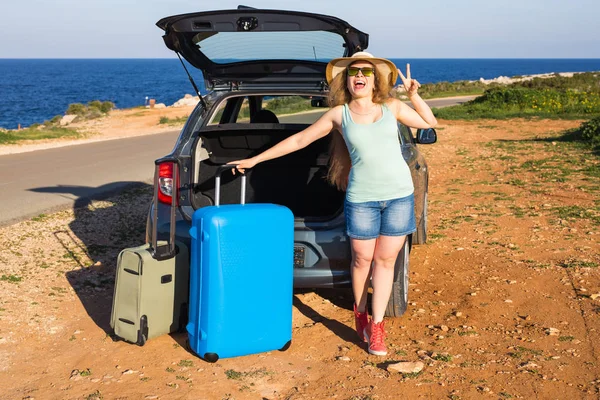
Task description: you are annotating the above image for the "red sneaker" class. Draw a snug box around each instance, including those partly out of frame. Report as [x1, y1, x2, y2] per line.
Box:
[354, 304, 368, 342]
[364, 320, 387, 356]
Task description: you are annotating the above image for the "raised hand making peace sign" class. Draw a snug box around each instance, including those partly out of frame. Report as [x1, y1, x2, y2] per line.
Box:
[398, 63, 421, 98]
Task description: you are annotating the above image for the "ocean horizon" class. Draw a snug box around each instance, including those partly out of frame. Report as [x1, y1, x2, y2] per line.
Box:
[1, 58, 600, 130]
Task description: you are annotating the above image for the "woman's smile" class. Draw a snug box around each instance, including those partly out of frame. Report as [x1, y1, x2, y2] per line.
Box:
[353, 78, 367, 90]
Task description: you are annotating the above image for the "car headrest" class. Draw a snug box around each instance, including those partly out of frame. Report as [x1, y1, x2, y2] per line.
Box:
[251, 109, 279, 124]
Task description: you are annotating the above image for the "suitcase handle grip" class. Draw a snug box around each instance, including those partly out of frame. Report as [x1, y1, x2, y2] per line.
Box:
[214, 165, 246, 206]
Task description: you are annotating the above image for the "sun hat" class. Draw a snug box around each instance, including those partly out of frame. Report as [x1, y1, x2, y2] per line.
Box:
[325, 51, 398, 85]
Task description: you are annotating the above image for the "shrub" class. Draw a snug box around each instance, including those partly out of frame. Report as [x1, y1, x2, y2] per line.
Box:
[100, 101, 115, 113]
[49, 115, 62, 124]
[66, 103, 87, 115]
[86, 107, 104, 119]
[580, 116, 600, 146]
[88, 100, 103, 110]
[65, 100, 114, 120]
[435, 87, 600, 120]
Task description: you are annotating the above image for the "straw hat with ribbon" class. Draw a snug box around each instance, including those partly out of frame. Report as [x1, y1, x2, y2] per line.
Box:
[325, 51, 398, 86]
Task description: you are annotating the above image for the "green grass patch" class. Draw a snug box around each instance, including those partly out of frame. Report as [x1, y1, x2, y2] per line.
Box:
[508, 346, 543, 358]
[558, 336, 575, 342]
[85, 390, 102, 400]
[264, 96, 314, 116]
[177, 359, 193, 367]
[225, 369, 243, 380]
[402, 371, 423, 379]
[559, 259, 598, 269]
[0, 127, 83, 144]
[554, 205, 600, 225]
[31, 213, 48, 222]
[225, 367, 272, 380]
[434, 86, 600, 120]
[432, 353, 453, 362]
[1, 274, 22, 283]
[159, 116, 189, 125]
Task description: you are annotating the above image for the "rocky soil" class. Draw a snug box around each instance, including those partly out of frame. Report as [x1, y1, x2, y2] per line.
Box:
[0, 117, 599, 400]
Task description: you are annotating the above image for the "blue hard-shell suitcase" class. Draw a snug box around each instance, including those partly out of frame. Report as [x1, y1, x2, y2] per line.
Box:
[187, 166, 294, 362]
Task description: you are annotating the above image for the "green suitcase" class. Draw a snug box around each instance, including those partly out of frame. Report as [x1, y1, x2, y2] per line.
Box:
[110, 160, 189, 345]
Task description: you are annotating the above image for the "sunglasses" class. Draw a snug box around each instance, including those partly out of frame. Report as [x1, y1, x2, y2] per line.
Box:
[347, 66, 375, 77]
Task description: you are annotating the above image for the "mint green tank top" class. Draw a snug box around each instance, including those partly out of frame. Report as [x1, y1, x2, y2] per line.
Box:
[341, 103, 414, 203]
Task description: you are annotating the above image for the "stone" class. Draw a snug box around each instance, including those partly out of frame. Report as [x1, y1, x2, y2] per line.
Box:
[69, 369, 82, 381]
[590, 293, 600, 300]
[60, 115, 77, 126]
[545, 328, 560, 336]
[336, 356, 351, 362]
[519, 361, 541, 369]
[387, 361, 424, 374]
[122, 369, 138, 375]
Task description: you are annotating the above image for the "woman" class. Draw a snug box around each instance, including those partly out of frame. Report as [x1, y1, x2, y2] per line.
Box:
[229, 52, 437, 356]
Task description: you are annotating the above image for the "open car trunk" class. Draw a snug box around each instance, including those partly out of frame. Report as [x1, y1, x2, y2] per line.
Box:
[192, 124, 345, 220]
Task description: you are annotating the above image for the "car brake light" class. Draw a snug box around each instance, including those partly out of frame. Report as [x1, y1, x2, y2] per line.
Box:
[157, 162, 179, 205]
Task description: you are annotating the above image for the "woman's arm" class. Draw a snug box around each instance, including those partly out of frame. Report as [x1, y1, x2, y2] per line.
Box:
[390, 96, 438, 129]
[390, 64, 438, 129]
[228, 106, 341, 173]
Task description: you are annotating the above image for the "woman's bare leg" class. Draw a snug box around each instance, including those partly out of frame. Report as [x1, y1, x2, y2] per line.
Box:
[350, 238, 376, 312]
[370, 235, 406, 323]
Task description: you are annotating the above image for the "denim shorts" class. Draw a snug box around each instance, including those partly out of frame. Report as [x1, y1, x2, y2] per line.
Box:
[344, 194, 416, 240]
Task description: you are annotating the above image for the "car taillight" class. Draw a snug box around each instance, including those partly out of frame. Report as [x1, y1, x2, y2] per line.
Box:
[157, 162, 179, 205]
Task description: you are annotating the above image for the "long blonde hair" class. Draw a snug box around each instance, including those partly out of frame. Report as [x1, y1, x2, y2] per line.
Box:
[326, 63, 394, 190]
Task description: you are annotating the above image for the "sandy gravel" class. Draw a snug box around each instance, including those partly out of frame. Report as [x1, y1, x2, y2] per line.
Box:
[0, 105, 195, 156]
[1, 116, 599, 399]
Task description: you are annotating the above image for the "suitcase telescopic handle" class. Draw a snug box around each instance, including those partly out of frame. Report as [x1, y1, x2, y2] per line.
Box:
[214, 165, 246, 206]
[151, 160, 178, 261]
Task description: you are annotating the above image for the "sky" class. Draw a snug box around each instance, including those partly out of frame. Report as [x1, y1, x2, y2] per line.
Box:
[1, 0, 599, 59]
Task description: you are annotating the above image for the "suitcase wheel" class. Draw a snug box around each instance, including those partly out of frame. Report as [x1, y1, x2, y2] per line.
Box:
[136, 315, 148, 346]
[279, 340, 292, 352]
[204, 353, 219, 363]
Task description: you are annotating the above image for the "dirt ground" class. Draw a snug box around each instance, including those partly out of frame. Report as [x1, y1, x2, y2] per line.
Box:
[0, 114, 599, 400]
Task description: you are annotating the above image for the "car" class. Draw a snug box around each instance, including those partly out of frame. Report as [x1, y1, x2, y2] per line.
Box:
[148, 6, 437, 317]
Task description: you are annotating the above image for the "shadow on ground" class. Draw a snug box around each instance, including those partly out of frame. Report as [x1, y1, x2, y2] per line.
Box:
[29, 182, 358, 346]
[29, 182, 153, 334]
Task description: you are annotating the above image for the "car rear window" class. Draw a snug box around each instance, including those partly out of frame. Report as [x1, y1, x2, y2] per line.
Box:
[207, 95, 328, 126]
[192, 31, 345, 63]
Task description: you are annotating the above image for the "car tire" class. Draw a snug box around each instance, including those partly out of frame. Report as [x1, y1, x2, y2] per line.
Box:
[384, 236, 411, 317]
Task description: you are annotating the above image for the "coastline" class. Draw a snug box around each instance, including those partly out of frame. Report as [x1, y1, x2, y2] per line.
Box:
[0, 105, 196, 156]
[1, 70, 597, 156]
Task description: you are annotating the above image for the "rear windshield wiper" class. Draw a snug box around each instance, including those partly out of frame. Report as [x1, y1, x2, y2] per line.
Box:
[176, 52, 208, 111]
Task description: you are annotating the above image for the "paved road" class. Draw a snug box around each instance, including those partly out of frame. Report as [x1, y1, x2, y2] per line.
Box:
[0, 95, 477, 227]
[0, 132, 180, 227]
[424, 95, 478, 108]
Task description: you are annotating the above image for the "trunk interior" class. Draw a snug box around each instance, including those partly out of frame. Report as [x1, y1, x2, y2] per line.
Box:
[192, 125, 345, 219]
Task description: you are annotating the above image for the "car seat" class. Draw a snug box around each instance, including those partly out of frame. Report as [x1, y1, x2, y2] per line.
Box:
[251, 109, 279, 123]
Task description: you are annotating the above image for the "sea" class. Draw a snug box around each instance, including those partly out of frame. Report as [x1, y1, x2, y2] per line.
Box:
[1, 58, 600, 130]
